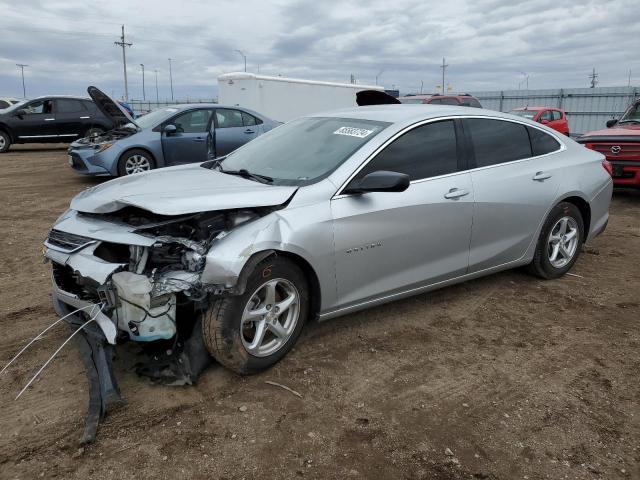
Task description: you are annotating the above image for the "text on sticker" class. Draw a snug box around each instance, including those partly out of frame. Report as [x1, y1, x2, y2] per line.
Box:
[333, 127, 374, 138]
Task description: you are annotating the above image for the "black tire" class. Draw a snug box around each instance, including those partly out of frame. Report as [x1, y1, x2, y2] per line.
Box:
[203, 256, 309, 375]
[0, 130, 11, 153]
[117, 149, 156, 176]
[84, 127, 105, 138]
[527, 202, 584, 279]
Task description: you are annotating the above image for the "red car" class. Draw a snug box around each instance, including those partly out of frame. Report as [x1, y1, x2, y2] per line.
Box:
[578, 98, 640, 187]
[398, 93, 483, 108]
[510, 107, 570, 136]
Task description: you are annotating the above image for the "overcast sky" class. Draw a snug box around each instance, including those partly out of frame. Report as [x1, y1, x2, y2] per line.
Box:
[1, 0, 638, 100]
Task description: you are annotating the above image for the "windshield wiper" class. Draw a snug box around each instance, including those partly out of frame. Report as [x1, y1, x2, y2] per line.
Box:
[219, 167, 273, 184]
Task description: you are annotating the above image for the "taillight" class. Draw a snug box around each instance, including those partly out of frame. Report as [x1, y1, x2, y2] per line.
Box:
[602, 159, 613, 176]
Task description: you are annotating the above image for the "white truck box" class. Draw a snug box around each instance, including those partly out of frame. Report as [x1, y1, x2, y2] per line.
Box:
[217, 72, 383, 122]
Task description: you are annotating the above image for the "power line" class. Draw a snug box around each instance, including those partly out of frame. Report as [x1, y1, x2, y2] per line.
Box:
[114, 25, 132, 100]
[440, 58, 448, 94]
[589, 67, 598, 88]
[16, 64, 28, 98]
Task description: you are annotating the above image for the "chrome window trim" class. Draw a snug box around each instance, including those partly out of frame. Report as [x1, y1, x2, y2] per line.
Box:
[332, 114, 567, 199]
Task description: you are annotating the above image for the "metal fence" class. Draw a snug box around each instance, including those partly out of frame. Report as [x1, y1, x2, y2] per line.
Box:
[469, 86, 639, 136]
[127, 99, 217, 115]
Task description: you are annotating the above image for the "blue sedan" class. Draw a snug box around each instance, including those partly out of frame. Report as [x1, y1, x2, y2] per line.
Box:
[68, 87, 279, 176]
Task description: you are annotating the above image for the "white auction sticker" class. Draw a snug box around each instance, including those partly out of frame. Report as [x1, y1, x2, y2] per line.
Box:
[333, 126, 374, 138]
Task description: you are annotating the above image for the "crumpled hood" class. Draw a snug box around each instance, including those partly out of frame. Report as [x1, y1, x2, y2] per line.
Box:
[70, 164, 297, 215]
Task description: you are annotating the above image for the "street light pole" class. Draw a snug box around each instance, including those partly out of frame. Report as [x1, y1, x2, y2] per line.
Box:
[140, 64, 146, 100]
[519, 71, 529, 90]
[154, 69, 159, 103]
[168, 58, 174, 101]
[235, 49, 247, 72]
[16, 64, 28, 98]
[375, 69, 384, 85]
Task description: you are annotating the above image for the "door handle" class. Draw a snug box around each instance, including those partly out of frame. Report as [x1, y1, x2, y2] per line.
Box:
[532, 171, 552, 181]
[44, 118, 55, 121]
[193, 137, 205, 142]
[244, 129, 255, 134]
[444, 188, 469, 199]
[80, 116, 90, 119]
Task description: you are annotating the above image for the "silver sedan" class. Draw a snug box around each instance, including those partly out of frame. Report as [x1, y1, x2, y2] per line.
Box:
[45, 105, 612, 378]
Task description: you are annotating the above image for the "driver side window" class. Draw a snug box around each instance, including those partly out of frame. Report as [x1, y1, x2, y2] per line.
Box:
[171, 109, 212, 133]
[355, 120, 459, 182]
[24, 100, 53, 114]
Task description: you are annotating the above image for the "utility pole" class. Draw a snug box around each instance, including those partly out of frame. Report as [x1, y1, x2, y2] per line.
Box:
[440, 58, 448, 94]
[234, 50, 247, 72]
[114, 25, 132, 100]
[168, 58, 174, 100]
[154, 69, 159, 103]
[628, 70, 632, 87]
[16, 64, 28, 98]
[140, 64, 146, 100]
[588, 67, 598, 88]
[375, 70, 384, 85]
[420, 80, 424, 94]
[519, 71, 529, 90]
[350, 74, 355, 84]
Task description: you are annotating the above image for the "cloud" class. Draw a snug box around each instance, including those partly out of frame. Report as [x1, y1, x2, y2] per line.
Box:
[0, 0, 637, 99]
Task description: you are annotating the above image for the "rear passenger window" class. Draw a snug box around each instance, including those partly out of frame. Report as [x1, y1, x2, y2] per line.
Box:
[56, 99, 86, 113]
[241, 111, 260, 126]
[356, 120, 458, 181]
[528, 127, 561, 156]
[216, 109, 244, 128]
[465, 118, 531, 167]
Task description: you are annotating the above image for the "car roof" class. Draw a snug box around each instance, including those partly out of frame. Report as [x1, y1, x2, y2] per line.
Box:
[29, 95, 92, 100]
[512, 106, 563, 111]
[310, 104, 513, 124]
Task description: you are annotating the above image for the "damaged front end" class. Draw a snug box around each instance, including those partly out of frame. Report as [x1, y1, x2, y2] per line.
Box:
[40, 204, 273, 443]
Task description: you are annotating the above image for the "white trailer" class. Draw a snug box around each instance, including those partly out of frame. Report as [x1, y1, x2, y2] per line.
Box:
[217, 72, 384, 122]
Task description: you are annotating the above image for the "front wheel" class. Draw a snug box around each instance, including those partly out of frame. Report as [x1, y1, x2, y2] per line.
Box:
[117, 149, 156, 176]
[527, 202, 584, 279]
[0, 131, 11, 153]
[202, 256, 309, 374]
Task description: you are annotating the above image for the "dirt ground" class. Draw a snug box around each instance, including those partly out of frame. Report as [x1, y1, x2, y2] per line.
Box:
[0, 144, 638, 480]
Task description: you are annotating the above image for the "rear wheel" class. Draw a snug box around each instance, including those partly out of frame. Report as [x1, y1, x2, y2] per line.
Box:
[117, 149, 155, 176]
[527, 202, 584, 279]
[0, 131, 11, 153]
[202, 256, 309, 374]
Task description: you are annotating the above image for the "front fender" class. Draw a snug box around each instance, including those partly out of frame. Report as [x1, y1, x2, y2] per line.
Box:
[200, 202, 338, 311]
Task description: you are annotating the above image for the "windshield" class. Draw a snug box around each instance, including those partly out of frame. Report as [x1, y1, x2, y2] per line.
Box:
[134, 107, 181, 129]
[2, 99, 28, 112]
[217, 117, 390, 186]
[618, 101, 640, 123]
[510, 109, 537, 119]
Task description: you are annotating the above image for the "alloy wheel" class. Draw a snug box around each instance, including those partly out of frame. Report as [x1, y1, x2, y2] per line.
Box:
[124, 154, 151, 175]
[240, 278, 300, 357]
[547, 216, 579, 268]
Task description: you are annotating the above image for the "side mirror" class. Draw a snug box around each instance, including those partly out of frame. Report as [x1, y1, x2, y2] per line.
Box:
[164, 124, 177, 135]
[14, 109, 26, 117]
[606, 119, 618, 128]
[344, 170, 410, 195]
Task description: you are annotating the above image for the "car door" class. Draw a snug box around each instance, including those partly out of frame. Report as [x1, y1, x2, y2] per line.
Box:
[213, 108, 255, 156]
[12, 99, 56, 139]
[54, 99, 89, 139]
[161, 108, 214, 165]
[463, 118, 562, 273]
[331, 119, 474, 307]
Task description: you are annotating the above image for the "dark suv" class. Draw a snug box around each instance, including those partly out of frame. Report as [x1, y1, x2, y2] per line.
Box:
[0, 96, 114, 153]
[398, 93, 483, 108]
